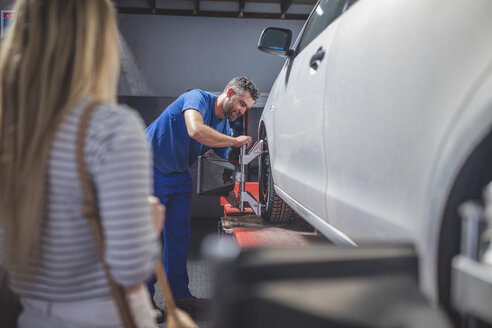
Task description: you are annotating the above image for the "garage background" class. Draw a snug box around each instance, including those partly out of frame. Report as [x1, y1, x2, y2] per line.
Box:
[0, 0, 315, 218]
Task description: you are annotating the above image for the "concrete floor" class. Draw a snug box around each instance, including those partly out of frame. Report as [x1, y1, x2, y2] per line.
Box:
[152, 216, 218, 328]
[149, 213, 328, 327]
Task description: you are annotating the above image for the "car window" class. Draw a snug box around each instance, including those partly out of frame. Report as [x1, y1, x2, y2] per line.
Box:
[296, 0, 357, 54]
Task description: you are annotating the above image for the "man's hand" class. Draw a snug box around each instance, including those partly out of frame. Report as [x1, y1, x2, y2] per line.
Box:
[234, 135, 253, 148]
[149, 196, 165, 232]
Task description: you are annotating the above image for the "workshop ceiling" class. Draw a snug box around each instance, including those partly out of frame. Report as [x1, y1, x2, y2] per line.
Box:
[113, 0, 317, 20]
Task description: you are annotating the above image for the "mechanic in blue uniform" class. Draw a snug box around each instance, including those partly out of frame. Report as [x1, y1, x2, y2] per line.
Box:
[146, 76, 259, 316]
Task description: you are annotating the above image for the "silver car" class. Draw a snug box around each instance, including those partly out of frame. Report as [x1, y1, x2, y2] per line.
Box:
[256, 0, 492, 319]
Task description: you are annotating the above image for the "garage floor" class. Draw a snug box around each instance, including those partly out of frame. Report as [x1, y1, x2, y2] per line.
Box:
[152, 216, 218, 328]
[150, 213, 331, 327]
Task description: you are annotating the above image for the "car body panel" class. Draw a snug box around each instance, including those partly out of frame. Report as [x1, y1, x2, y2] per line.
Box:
[270, 19, 342, 222]
[321, 0, 492, 239]
[259, 0, 492, 302]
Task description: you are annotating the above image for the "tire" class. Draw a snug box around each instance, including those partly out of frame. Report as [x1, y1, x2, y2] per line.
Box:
[258, 140, 295, 223]
[438, 131, 492, 326]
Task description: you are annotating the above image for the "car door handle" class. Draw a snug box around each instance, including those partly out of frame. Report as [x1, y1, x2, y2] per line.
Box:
[310, 47, 325, 71]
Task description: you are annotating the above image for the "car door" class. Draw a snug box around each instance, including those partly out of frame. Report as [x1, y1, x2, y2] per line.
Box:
[322, 0, 439, 243]
[271, 0, 349, 221]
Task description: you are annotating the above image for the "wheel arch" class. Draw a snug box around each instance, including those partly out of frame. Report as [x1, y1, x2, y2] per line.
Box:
[419, 68, 492, 307]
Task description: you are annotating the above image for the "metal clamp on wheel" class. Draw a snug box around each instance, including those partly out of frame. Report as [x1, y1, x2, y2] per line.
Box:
[236, 140, 264, 215]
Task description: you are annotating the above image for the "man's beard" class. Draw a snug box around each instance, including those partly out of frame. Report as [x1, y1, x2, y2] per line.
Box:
[223, 101, 236, 121]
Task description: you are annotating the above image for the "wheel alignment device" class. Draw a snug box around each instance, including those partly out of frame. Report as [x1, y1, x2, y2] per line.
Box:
[237, 140, 264, 215]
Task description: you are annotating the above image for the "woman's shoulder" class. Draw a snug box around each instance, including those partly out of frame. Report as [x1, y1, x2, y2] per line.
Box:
[77, 101, 150, 168]
[92, 102, 141, 123]
[89, 102, 145, 133]
[70, 100, 148, 149]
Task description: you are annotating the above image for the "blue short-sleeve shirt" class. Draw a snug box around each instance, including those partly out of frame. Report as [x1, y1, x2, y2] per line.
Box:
[146, 89, 231, 175]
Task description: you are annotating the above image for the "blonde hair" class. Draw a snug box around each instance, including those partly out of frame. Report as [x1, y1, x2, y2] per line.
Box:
[0, 0, 120, 273]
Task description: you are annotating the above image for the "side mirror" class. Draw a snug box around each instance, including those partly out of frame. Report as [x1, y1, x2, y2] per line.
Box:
[258, 27, 294, 58]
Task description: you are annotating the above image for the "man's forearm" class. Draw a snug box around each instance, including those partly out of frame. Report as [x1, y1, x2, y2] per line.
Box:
[190, 124, 238, 148]
[184, 109, 251, 148]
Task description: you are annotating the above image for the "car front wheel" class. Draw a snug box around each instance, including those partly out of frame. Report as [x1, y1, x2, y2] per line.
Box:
[259, 140, 295, 223]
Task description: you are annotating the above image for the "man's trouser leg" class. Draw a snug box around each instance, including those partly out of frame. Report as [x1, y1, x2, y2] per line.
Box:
[163, 188, 192, 298]
[146, 191, 170, 298]
[147, 170, 193, 299]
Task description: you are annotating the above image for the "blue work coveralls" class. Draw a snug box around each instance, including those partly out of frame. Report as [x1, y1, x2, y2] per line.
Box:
[146, 89, 230, 298]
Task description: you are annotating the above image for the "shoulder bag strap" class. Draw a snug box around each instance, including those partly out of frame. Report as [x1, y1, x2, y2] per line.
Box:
[76, 100, 137, 328]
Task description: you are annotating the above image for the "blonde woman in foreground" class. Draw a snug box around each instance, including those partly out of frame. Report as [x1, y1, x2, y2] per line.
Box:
[0, 0, 163, 327]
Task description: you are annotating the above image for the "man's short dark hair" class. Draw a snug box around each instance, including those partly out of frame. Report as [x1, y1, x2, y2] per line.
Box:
[224, 76, 260, 102]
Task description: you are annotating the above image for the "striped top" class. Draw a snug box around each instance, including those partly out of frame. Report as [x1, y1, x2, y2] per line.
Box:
[8, 99, 160, 302]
